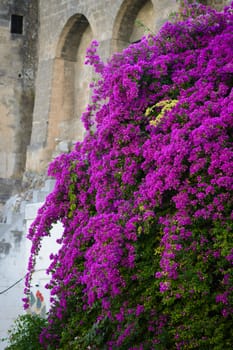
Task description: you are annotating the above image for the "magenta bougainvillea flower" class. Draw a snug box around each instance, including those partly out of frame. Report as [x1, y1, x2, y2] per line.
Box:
[24, 2, 233, 349]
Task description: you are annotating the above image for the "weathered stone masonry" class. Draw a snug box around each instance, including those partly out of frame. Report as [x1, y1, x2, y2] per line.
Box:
[0, 0, 230, 205]
[0, 0, 38, 204]
[26, 0, 180, 174]
[0, 1, 231, 348]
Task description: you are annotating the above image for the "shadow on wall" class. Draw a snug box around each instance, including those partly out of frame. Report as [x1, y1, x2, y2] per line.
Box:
[47, 14, 94, 156]
[112, 0, 155, 52]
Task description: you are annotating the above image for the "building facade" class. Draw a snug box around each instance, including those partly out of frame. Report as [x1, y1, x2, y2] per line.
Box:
[0, 0, 231, 348]
[0, 0, 229, 205]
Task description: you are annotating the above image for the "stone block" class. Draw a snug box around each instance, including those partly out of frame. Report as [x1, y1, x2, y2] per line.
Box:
[43, 179, 55, 192]
[32, 190, 47, 203]
[0, 224, 11, 236]
[57, 140, 70, 153]
[25, 202, 43, 220]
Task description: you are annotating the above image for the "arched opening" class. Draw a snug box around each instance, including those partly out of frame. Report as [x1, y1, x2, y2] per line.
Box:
[130, 1, 154, 43]
[112, 0, 154, 52]
[47, 14, 93, 156]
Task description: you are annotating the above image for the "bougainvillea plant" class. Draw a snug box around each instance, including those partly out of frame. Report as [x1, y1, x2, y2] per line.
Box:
[24, 2, 233, 349]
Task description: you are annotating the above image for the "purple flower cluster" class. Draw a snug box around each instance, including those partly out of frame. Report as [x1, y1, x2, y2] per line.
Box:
[24, 2, 233, 348]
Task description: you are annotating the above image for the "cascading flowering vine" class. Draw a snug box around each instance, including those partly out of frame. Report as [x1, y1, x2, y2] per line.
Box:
[24, 2, 233, 349]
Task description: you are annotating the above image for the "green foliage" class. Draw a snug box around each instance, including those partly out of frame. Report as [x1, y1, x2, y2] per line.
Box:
[4, 314, 47, 350]
[24, 3, 233, 349]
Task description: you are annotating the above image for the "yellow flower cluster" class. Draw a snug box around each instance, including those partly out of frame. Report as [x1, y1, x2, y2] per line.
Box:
[145, 99, 178, 126]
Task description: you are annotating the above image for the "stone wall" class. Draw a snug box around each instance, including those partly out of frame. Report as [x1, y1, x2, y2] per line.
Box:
[203, 0, 230, 10]
[0, 0, 231, 347]
[25, 0, 231, 173]
[0, 1, 24, 180]
[0, 0, 230, 197]
[0, 0, 38, 205]
[26, 0, 180, 173]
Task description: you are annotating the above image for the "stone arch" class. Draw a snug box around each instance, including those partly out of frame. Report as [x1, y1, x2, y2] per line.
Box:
[47, 14, 93, 156]
[112, 0, 154, 52]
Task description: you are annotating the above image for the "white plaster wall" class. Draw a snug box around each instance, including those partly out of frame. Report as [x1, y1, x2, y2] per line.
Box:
[0, 234, 27, 350]
[0, 201, 62, 349]
[25, 203, 63, 313]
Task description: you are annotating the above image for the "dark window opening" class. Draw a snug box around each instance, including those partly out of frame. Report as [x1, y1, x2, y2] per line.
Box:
[11, 15, 23, 34]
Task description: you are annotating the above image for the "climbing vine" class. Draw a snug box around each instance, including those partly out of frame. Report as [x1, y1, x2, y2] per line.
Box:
[24, 2, 233, 349]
